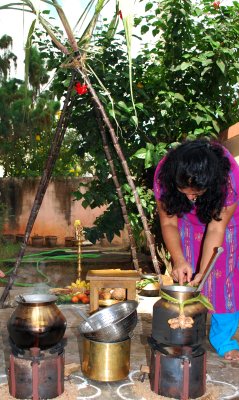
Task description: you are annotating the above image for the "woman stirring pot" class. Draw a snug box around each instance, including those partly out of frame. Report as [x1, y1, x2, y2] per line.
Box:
[154, 138, 239, 360]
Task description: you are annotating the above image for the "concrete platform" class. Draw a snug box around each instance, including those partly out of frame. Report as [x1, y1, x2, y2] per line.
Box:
[0, 289, 238, 399]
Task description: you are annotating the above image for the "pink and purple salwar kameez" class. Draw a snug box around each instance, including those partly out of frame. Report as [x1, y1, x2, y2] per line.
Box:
[154, 148, 239, 356]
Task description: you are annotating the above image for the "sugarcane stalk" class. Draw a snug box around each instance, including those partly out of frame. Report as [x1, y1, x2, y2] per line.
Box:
[0, 1, 162, 292]
[94, 106, 140, 271]
[77, 66, 160, 277]
[0, 73, 76, 308]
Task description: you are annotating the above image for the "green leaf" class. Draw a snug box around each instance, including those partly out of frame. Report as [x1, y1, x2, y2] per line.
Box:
[133, 148, 146, 159]
[135, 102, 144, 110]
[180, 62, 191, 70]
[193, 115, 204, 125]
[146, 142, 155, 151]
[63, 78, 71, 87]
[201, 66, 211, 76]
[130, 115, 138, 126]
[145, 2, 153, 11]
[141, 25, 149, 35]
[212, 119, 220, 133]
[118, 101, 130, 112]
[195, 103, 207, 112]
[198, 294, 214, 311]
[173, 93, 186, 102]
[145, 148, 153, 168]
[216, 60, 225, 74]
[24, 19, 36, 87]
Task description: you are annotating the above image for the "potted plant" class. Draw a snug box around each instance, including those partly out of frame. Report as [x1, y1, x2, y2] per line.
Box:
[31, 235, 44, 247]
[45, 235, 58, 247]
[64, 236, 75, 247]
[16, 234, 25, 244]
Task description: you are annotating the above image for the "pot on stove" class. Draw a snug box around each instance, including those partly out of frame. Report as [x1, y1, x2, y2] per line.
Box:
[7, 294, 67, 350]
[152, 285, 208, 346]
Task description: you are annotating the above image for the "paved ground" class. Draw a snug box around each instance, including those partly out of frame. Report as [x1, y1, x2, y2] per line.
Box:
[0, 287, 239, 399]
[0, 243, 238, 399]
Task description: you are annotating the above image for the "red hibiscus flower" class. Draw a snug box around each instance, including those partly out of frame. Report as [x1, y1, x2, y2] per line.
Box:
[75, 82, 88, 95]
[213, 1, 220, 9]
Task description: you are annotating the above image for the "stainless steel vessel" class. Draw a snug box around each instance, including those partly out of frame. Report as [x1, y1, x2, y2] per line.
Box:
[79, 300, 138, 342]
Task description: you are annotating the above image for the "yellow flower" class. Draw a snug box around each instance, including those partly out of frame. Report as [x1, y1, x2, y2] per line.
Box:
[35, 134, 41, 141]
[56, 110, 62, 118]
[137, 82, 144, 89]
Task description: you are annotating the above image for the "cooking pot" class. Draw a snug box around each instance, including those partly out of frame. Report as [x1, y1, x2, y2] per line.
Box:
[82, 337, 131, 381]
[152, 285, 208, 346]
[7, 294, 67, 350]
[79, 300, 138, 342]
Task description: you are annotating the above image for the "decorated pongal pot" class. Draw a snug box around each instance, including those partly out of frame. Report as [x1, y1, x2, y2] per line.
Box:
[152, 285, 212, 346]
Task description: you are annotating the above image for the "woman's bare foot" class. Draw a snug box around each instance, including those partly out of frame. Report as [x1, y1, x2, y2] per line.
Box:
[224, 350, 239, 360]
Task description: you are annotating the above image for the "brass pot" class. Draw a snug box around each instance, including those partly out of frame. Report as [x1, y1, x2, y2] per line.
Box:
[7, 294, 67, 349]
[152, 285, 208, 346]
[82, 337, 130, 381]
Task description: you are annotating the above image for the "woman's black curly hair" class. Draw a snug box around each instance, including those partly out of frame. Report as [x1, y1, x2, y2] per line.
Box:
[157, 139, 231, 224]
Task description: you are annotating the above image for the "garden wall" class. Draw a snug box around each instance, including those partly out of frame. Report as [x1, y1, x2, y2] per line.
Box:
[0, 177, 129, 246]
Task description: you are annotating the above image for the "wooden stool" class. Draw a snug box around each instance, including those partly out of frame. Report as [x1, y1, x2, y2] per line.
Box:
[86, 269, 141, 312]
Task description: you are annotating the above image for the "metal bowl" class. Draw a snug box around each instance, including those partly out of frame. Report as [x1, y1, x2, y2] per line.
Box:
[139, 282, 160, 297]
[161, 285, 198, 301]
[141, 273, 159, 279]
[138, 274, 160, 297]
[79, 300, 138, 342]
[16, 294, 57, 304]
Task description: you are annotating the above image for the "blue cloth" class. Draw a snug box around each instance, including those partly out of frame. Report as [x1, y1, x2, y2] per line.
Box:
[209, 312, 239, 356]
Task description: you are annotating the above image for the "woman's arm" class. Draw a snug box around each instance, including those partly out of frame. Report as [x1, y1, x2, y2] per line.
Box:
[190, 202, 238, 286]
[156, 200, 193, 284]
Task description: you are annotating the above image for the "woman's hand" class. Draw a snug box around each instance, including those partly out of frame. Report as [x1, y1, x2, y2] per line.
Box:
[188, 272, 203, 287]
[172, 260, 193, 286]
[0, 270, 5, 278]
